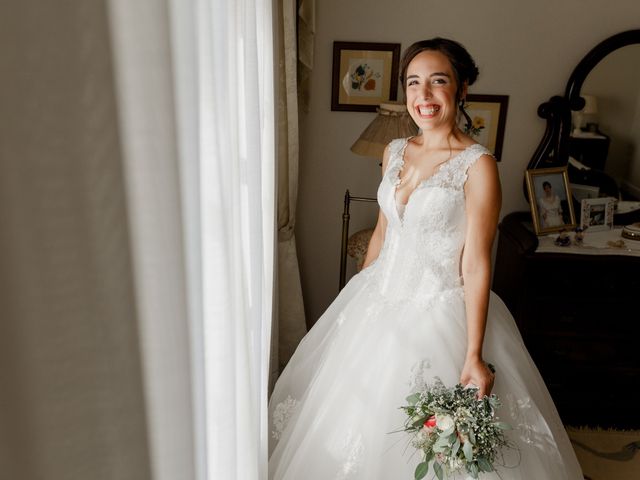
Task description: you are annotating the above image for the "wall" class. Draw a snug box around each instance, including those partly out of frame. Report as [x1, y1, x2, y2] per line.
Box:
[0, 1, 151, 478]
[297, 0, 640, 324]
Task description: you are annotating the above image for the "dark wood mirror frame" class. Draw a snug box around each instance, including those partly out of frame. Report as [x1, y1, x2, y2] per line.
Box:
[526, 29, 640, 197]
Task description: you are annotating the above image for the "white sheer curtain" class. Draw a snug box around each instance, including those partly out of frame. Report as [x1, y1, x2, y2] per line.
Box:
[108, 1, 275, 480]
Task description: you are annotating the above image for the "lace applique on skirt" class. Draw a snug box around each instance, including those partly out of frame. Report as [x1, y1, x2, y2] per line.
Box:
[272, 395, 299, 440]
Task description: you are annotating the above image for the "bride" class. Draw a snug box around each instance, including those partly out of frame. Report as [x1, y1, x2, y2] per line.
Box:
[269, 38, 583, 479]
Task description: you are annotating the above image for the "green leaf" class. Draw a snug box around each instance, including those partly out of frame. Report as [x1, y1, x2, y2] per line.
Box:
[451, 438, 461, 457]
[412, 416, 427, 428]
[477, 456, 493, 472]
[425, 449, 435, 463]
[433, 434, 451, 451]
[469, 463, 479, 478]
[414, 462, 429, 480]
[433, 461, 444, 480]
[463, 439, 473, 462]
[495, 421, 512, 430]
[468, 428, 476, 444]
[406, 393, 421, 405]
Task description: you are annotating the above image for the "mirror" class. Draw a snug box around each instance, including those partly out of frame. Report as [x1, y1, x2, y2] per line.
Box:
[527, 29, 640, 203]
[580, 44, 640, 196]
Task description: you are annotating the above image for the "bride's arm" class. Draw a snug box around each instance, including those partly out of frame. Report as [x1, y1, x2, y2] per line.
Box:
[362, 146, 391, 269]
[459, 154, 501, 397]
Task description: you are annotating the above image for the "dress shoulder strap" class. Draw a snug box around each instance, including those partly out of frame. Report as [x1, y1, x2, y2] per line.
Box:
[460, 144, 494, 183]
[383, 138, 409, 174]
[460, 143, 493, 170]
[435, 143, 494, 191]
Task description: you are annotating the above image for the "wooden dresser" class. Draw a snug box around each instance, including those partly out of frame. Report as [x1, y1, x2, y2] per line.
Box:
[493, 211, 640, 428]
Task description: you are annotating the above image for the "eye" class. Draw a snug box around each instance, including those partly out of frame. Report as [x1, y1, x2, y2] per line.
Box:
[407, 79, 419, 86]
[432, 77, 448, 85]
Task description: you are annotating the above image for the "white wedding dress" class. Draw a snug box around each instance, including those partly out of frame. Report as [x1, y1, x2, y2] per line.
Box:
[269, 138, 583, 479]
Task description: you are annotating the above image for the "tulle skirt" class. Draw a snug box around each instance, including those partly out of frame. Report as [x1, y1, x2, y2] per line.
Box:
[268, 269, 583, 479]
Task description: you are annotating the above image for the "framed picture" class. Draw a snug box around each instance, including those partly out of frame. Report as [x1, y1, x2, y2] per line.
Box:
[570, 183, 599, 202]
[525, 167, 577, 235]
[458, 94, 509, 161]
[331, 42, 401, 112]
[580, 197, 614, 231]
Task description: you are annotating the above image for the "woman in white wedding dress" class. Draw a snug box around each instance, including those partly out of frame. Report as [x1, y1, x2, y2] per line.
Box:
[269, 38, 583, 479]
[538, 181, 564, 228]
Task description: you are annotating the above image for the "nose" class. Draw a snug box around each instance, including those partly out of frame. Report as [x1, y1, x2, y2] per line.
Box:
[421, 83, 432, 100]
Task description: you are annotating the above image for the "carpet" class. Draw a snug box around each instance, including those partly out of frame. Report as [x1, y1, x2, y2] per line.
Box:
[567, 427, 640, 480]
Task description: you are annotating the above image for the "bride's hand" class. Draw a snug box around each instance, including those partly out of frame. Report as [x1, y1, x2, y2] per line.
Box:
[460, 357, 495, 398]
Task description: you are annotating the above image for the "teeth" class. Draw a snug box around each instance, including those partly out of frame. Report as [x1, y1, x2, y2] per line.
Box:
[418, 105, 439, 115]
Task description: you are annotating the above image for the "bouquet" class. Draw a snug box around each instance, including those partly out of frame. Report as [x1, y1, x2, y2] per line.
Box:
[400, 379, 511, 480]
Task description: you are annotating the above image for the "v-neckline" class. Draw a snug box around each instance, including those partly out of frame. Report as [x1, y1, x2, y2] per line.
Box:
[392, 139, 475, 221]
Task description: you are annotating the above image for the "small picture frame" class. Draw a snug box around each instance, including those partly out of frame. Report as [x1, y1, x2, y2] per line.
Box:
[525, 167, 577, 235]
[570, 183, 599, 202]
[331, 41, 401, 112]
[457, 94, 509, 161]
[580, 197, 615, 231]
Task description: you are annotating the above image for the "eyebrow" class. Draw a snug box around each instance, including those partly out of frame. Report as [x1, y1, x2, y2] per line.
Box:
[406, 72, 451, 80]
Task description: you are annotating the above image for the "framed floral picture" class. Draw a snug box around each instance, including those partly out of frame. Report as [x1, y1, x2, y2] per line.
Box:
[458, 94, 509, 161]
[525, 166, 577, 235]
[331, 41, 401, 112]
[580, 197, 615, 231]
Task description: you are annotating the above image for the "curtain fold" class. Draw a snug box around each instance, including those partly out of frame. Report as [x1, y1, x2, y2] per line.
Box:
[108, 0, 275, 479]
[276, 0, 310, 373]
[106, 1, 196, 479]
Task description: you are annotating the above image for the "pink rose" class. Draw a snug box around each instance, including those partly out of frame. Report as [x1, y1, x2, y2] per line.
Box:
[423, 415, 437, 431]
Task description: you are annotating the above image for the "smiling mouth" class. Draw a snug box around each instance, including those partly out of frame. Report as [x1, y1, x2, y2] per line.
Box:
[417, 105, 440, 116]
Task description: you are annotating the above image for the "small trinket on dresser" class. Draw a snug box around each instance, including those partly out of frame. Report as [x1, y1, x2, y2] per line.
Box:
[607, 239, 626, 249]
[554, 231, 571, 247]
[573, 227, 586, 246]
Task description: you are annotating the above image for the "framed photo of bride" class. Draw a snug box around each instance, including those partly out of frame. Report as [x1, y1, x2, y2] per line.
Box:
[525, 167, 577, 235]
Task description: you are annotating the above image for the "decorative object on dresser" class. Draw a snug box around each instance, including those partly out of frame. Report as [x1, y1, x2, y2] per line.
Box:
[579, 197, 615, 231]
[621, 222, 640, 241]
[525, 166, 577, 235]
[493, 212, 640, 429]
[331, 42, 401, 112]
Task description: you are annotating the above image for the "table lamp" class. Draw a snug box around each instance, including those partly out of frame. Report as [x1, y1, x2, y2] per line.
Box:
[350, 102, 418, 159]
[572, 94, 598, 136]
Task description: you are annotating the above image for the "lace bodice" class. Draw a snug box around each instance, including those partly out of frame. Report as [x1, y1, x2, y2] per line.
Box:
[364, 137, 492, 305]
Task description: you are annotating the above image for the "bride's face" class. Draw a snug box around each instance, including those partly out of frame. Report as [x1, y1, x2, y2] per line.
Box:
[405, 50, 460, 132]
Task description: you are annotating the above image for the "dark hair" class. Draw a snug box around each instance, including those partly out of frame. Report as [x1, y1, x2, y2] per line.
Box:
[399, 38, 479, 128]
[542, 181, 552, 189]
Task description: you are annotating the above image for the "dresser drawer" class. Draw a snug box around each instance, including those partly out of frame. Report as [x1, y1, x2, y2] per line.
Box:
[527, 334, 637, 370]
[514, 299, 637, 336]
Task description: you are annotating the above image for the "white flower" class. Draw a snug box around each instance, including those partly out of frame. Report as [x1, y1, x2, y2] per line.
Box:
[435, 413, 454, 431]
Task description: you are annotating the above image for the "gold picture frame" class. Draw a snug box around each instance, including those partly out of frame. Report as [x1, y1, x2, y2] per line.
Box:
[525, 166, 577, 235]
[458, 94, 509, 161]
[331, 41, 401, 112]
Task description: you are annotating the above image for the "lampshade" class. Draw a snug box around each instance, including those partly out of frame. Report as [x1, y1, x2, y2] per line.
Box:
[581, 94, 598, 115]
[350, 102, 418, 159]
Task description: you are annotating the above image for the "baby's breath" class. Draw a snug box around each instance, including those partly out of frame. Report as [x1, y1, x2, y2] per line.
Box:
[399, 378, 513, 480]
